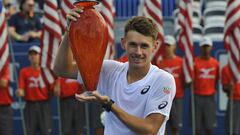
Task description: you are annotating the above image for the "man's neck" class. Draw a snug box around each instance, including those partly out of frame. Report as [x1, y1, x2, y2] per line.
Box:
[200, 55, 210, 60]
[31, 64, 40, 69]
[127, 65, 150, 84]
[22, 11, 34, 18]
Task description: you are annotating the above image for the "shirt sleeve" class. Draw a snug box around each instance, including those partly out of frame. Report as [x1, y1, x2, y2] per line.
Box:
[18, 69, 26, 90]
[0, 65, 10, 81]
[8, 14, 16, 27]
[221, 66, 231, 85]
[35, 16, 42, 30]
[144, 73, 176, 118]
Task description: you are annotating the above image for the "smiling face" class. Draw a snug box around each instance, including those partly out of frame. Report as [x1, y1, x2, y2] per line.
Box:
[121, 31, 157, 70]
[121, 16, 159, 70]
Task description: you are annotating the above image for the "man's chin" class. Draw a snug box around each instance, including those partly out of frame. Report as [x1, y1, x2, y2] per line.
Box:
[130, 62, 144, 68]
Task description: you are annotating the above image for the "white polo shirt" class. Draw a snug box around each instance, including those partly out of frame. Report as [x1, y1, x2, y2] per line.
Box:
[78, 60, 176, 135]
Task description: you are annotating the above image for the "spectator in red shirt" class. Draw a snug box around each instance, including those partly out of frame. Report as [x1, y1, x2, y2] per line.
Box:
[16, 45, 53, 135]
[0, 65, 13, 135]
[221, 64, 240, 135]
[156, 35, 184, 135]
[193, 37, 219, 135]
[54, 77, 86, 135]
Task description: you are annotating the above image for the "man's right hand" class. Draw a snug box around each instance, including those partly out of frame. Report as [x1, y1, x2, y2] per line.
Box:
[66, 7, 84, 30]
[15, 89, 25, 97]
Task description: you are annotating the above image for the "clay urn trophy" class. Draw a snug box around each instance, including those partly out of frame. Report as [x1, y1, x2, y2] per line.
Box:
[68, 0, 108, 91]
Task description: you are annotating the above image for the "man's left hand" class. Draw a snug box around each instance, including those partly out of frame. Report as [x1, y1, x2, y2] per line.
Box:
[75, 91, 109, 104]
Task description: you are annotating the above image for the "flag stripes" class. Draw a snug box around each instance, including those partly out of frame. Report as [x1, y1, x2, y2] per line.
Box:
[224, 0, 240, 82]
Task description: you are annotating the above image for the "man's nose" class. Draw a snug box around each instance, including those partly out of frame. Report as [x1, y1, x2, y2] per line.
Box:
[135, 46, 142, 54]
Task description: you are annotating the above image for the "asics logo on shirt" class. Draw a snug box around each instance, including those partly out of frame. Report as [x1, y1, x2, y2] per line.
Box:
[158, 101, 168, 109]
[199, 68, 216, 79]
[29, 77, 40, 88]
[141, 85, 150, 95]
[163, 66, 180, 77]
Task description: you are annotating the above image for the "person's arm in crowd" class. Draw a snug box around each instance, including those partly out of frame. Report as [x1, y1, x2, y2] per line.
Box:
[76, 91, 165, 135]
[8, 27, 30, 42]
[28, 30, 42, 39]
[221, 66, 232, 97]
[15, 69, 25, 97]
[0, 66, 10, 88]
[15, 88, 25, 97]
[53, 78, 61, 96]
[222, 84, 233, 97]
[27, 16, 43, 39]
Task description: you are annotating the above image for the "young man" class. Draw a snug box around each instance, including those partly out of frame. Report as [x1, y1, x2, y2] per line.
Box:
[53, 8, 176, 135]
[0, 64, 13, 135]
[156, 35, 184, 135]
[221, 64, 240, 135]
[193, 37, 219, 135]
[16, 45, 53, 135]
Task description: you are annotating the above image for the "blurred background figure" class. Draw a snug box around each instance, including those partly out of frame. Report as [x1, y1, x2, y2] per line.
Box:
[0, 64, 13, 135]
[0, 2, 13, 134]
[54, 77, 104, 135]
[156, 35, 185, 135]
[193, 37, 219, 135]
[221, 64, 240, 135]
[3, 0, 16, 19]
[8, 0, 42, 42]
[15, 45, 53, 135]
[54, 77, 86, 135]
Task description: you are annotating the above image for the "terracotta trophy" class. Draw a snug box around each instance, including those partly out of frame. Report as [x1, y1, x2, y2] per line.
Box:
[68, 0, 109, 91]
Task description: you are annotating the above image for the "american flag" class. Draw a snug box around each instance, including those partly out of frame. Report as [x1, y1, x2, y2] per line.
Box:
[59, 0, 74, 30]
[141, 0, 164, 65]
[40, 0, 62, 87]
[177, 0, 194, 83]
[224, 0, 240, 82]
[97, 0, 115, 59]
[0, 1, 9, 74]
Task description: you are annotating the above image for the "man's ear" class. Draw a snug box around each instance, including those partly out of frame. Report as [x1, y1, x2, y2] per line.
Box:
[121, 38, 126, 50]
[153, 40, 159, 52]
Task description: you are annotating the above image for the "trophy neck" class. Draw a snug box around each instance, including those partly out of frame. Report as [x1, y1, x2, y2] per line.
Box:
[74, 1, 99, 8]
